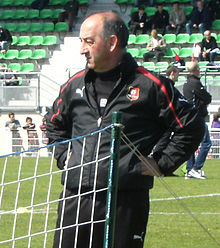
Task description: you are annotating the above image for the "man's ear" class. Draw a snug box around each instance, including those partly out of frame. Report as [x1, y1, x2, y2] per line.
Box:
[109, 35, 118, 52]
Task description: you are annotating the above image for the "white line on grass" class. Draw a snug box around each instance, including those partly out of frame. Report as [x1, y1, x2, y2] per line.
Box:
[151, 193, 220, 202]
[150, 212, 220, 215]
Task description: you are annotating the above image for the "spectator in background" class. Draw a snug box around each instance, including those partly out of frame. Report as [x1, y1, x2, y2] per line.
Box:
[185, 0, 211, 35]
[30, 0, 49, 10]
[167, 1, 186, 34]
[211, 113, 220, 158]
[151, 3, 169, 35]
[143, 29, 166, 62]
[23, 117, 39, 152]
[0, 26, 12, 54]
[183, 62, 212, 179]
[58, 0, 79, 32]
[40, 117, 47, 145]
[5, 112, 22, 154]
[128, 5, 151, 35]
[199, 30, 220, 65]
[0, 64, 19, 86]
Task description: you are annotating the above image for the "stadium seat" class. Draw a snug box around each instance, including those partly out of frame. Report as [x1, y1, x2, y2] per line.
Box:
[211, 32, 217, 39]
[134, 34, 149, 45]
[198, 61, 208, 72]
[212, 19, 220, 30]
[217, 34, 220, 43]
[24, 0, 35, 6]
[163, 6, 171, 14]
[179, 47, 192, 58]
[13, 0, 26, 6]
[29, 22, 42, 32]
[126, 48, 139, 58]
[188, 33, 203, 44]
[14, 9, 27, 19]
[1, 10, 14, 19]
[164, 47, 179, 58]
[20, 63, 35, 72]
[201, 76, 214, 85]
[175, 33, 190, 44]
[42, 22, 55, 32]
[4, 23, 16, 32]
[142, 61, 155, 70]
[17, 49, 32, 59]
[39, 9, 53, 19]
[0, 0, 13, 6]
[154, 61, 169, 72]
[184, 6, 193, 17]
[29, 35, 44, 46]
[130, 7, 138, 16]
[53, 9, 64, 18]
[136, 48, 147, 59]
[42, 35, 57, 46]
[26, 9, 40, 19]
[213, 76, 220, 86]
[8, 63, 21, 72]
[49, 0, 63, 5]
[11, 36, 18, 45]
[163, 34, 176, 44]
[16, 23, 29, 32]
[30, 49, 47, 59]
[54, 22, 68, 31]
[16, 36, 31, 46]
[127, 34, 136, 45]
[3, 49, 19, 59]
[145, 7, 157, 17]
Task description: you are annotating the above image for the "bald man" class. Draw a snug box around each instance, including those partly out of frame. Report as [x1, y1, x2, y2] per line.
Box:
[199, 30, 219, 64]
[183, 62, 212, 179]
[46, 12, 205, 248]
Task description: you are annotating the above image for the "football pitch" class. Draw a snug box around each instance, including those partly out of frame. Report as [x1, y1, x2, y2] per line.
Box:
[0, 157, 220, 248]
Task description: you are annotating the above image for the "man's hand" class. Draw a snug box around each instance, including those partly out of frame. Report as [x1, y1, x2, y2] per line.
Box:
[140, 156, 163, 177]
[193, 24, 197, 28]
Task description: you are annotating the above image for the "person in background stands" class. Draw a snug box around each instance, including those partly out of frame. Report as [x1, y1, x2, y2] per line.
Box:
[185, 0, 211, 35]
[199, 30, 220, 65]
[143, 29, 166, 62]
[167, 1, 186, 35]
[30, 0, 49, 10]
[58, 0, 79, 32]
[128, 5, 151, 35]
[183, 61, 212, 179]
[0, 26, 12, 54]
[151, 3, 169, 35]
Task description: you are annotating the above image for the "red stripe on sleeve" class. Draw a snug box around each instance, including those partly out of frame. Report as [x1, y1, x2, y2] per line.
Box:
[137, 66, 183, 128]
[50, 108, 60, 122]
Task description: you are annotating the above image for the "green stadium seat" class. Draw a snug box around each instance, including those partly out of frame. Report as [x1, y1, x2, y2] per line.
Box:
[11, 36, 18, 45]
[0, 0, 13, 7]
[175, 33, 190, 44]
[30, 49, 46, 59]
[127, 34, 136, 45]
[211, 33, 217, 40]
[13, 0, 26, 6]
[49, 0, 63, 5]
[8, 63, 21, 72]
[26, 9, 40, 19]
[198, 61, 208, 72]
[29, 22, 42, 32]
[188, 33, 203, 44]
[154, 61, 169, 72]
[142, 61, 155, 70]
[16, 23, 29, 32]
[127, 0, 135, 4]
[21, 63, 35, 72]
[134, 34, 149, 45]
[201, 75, 213, 85]
[3, 49, 19, 59]
[164, 47, 179, 58]
[1, 10, 14, 19]
[39, 9, 53, 19]
[17, 49, 32, 59]
[136, 48, 147, 59]
[184, 6, 193, 17]
[130, 7, 138, 16]
[179, 47, 193, 58]
[42, 22, 55, 32]
[4, 23, 16, 32]
[145, 7, 157, 17]
[213, 76, 220, 86]
[78, 0, 89, 5]
[16, 36, 31, 46]
[24, 0, 35, 6]
[163, 6, 171, 14]
[55, 22, 68, 31]
[217, 34, 220, 43]
[53, 9, 64, 18]
[14, 9, 27, 19]
[163, 34, 176, 44]
[29, 35, 44, 46]
[42, 35, 57, 45]
[126, 48, 139, 58]
[115, 0, 128, 4]
[212, 19, 220, 30]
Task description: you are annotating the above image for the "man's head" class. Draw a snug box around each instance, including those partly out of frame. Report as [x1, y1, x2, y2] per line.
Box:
[204, 30, 211, 41]
[151, 29, 158, 38]
[79, 12, 129, 72]
[157, 4, 163, 13]
[138, 5, 145, 15]
[197, 0, 204, 10]
[173, 1, 179, 10]
[8, 112, 15, 121]
[166, 65, 180, 82]
[187, 62, 200, 77]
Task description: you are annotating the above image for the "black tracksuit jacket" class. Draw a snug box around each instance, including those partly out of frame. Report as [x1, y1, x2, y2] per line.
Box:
[45, 53, 205, 191]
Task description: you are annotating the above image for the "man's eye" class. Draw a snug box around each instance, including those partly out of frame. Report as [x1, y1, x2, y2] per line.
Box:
[86, 39, 95, 46]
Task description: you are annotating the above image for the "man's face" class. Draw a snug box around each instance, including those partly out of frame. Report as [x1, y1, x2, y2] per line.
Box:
[204, 32, 211, 41]
[158, 5, 163, 12]
[9, 114, 15, 122]
[79, 17, 112, 72]
[197, 1, 203, 9]
[139, 9, 145, 15]
[174, 3, 178, 10]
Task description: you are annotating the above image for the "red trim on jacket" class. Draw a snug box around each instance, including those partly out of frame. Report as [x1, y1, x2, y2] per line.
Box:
[137, 66, 183, 128]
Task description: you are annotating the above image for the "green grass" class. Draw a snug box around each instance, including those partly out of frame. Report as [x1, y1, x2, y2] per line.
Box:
[0, 158, 220, 247]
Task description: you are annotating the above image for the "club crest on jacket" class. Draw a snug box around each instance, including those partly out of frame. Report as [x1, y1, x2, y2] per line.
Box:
[127, 86, 140, 101]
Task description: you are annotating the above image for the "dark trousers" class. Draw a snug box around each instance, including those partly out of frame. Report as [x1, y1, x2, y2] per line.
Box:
[166, 24, 183, 35]
[199, 52, 216, 63]
[143, 50, 164, 62]
[53, 189, 150, 248]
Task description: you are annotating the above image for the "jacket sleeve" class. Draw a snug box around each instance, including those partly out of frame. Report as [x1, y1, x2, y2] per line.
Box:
[45, 84, 72, 169]
[151, 76, 205, 175]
